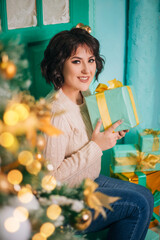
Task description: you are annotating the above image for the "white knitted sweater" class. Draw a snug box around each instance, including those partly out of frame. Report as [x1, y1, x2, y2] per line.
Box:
[43, 88, 103, 187]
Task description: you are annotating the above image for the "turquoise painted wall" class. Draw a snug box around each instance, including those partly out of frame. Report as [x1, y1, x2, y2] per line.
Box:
[94, 0, 127, 85]
[92, 0, 160, 176]
[92, 0, 127, 175]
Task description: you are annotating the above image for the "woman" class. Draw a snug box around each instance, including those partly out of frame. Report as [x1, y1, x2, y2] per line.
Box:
[41, 27, 153, 240]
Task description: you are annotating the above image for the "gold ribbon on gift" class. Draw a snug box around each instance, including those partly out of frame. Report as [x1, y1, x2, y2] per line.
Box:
[84, 178, 120, 219]
[115, 151, 160, 170]
[136, 152, 160, 170]
[115, 153, 139, 166]
[141, 129, 160, 152]
[95, 79, 139, 130]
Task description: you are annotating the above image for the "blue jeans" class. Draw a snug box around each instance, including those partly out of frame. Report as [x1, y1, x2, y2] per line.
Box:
[81, 175, 154, 240]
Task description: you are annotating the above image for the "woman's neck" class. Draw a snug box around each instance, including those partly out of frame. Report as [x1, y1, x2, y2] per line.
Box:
[61, 88, 83, 105]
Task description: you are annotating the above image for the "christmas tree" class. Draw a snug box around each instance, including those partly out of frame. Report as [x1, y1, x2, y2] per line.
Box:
[0, 38, 118, 240]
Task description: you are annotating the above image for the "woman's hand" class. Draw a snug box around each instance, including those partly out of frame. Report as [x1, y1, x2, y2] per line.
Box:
[117, 129, 129, 140]
[91, 119, 128, 151]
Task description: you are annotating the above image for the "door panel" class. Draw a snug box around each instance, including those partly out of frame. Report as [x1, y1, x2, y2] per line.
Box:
[0, 0, 91, 98]
[28, 41, 51, 99]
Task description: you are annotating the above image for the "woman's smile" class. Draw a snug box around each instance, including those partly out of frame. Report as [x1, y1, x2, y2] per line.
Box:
[78, 76, 90, 83]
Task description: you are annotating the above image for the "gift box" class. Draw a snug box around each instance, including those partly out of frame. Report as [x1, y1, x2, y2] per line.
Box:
[110, 166, 160, 229]
[110, 166, 160, 192]
[145, 229, 159, 240]
[85, 79, 140, 132]
[111, 144, 160, 173]
[138, 128, 160, 152]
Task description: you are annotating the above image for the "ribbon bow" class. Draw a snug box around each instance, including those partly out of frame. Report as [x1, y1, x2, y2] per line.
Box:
[95, 79, 123, 93]
[84, 178, 120, 219]
[144, 129, 160, 136]
[143, 129, 160, 152]
[136, 152, 160, 170]
[76, 23, 91, 34]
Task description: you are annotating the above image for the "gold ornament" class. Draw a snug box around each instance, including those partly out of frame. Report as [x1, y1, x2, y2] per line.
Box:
[0, 54, 16, 80]
[73, 209, 92, 230]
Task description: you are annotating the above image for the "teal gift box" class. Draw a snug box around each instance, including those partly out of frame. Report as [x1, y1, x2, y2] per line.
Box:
[85, 81, 140, 132]
[111, 144, 160, 173]
[138, 128, 160, 152]
[145, 229, 159, 240]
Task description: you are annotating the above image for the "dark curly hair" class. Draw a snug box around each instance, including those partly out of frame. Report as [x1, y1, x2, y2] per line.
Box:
[41, 27, 105, 90]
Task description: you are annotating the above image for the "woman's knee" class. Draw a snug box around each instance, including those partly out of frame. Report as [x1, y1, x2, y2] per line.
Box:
[131, 186, 154, 221]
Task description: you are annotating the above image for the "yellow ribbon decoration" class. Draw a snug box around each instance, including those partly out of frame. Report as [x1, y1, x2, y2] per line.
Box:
[95, 79, 123, 92]
[136, 152, 160, 170]
[84, 178, 120, 219]
[115, 151, 160, 170]
[95, 79, 139, 130]
[142, 129, 160, 152]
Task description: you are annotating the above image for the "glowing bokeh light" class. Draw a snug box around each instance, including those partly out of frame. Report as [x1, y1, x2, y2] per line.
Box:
[40, 222, 55, 237]
[4, 217, 20, 232]
[3, 110, 19, 126]
[18, 186, 33, 203]
[13, 206, 29, 222]
[41, 175, 56, 191]
[32, 233, 46, 240]
[0, 132, 14, 148]
[13, 103, 29, 121]
[18, 151, 33, 166]
[7, 169, 23, 185]
[26, 160, 42, 175]
[46, 204, 61, 220]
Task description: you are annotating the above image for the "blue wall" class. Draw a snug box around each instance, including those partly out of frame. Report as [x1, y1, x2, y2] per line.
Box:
[94, 0, 127, 85]
[91, 0, 160, 175]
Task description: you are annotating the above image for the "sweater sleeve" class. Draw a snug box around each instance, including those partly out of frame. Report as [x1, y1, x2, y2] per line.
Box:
[44, 113, 102, 182]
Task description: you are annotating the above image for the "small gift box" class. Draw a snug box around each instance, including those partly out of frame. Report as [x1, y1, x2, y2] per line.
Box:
[138, 128, 160, 152]
[111, 144, 160, 173]
[85, 79, 140, 132]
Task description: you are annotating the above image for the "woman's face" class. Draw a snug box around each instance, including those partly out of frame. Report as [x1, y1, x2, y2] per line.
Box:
[62, 44, 96, 94]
